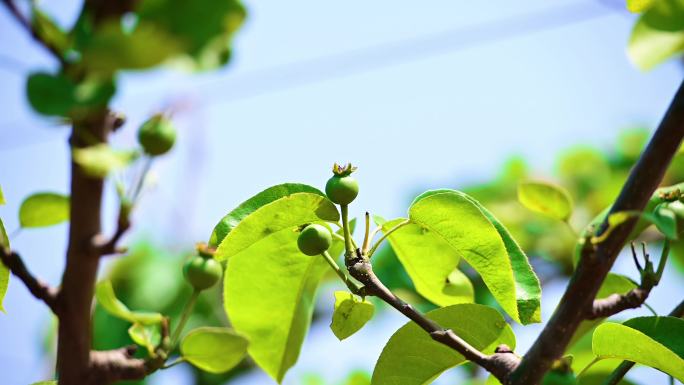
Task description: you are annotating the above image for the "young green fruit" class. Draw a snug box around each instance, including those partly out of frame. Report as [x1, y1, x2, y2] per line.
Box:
[137, 114, 176, 156]
[183, 255, 222, 290]
[297, 224, 332, 256]
[326, 163, 359, 205]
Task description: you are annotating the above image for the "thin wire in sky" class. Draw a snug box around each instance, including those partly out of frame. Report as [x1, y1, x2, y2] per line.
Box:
[194, 0, 622, 105]
[0, 0, 626, 150]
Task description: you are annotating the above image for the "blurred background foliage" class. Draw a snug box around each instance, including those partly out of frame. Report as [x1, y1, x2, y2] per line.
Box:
[38, 127, 683, 385]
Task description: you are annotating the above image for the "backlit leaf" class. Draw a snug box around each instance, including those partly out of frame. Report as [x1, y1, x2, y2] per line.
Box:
[517, 180, 573, 221]
[73, 144, 139, 178]
[371, 304, 515, 385]
[180, 326, 249, 373]
[224, 223, 347, 382]
[19, 192, 69, 228]
[409, 190, 541, 324]
[381, 218, 474, 307]
[209, 183, 324, 247]
[330, 291, 374, 340]
[215, 192, 339, 260]
[95, 280, 163, 325]
[128, 323, 161, 355]
[592, 316, 684, 381]
[628, 0, 684, 70]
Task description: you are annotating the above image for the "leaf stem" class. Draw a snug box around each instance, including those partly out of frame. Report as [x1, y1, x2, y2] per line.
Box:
[340, 204, 354, 258]
[361, 212, 371, 254]
[577, 357, 600, 378]
[160, 357, 186, 370]
[171, 289, 200, 347]
[321, 250, 363, 295]
[367, 219, 410, 258]
[130, 156, 154, 204]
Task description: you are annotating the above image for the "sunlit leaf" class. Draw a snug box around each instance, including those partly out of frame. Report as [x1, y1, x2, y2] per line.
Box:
[73, 144, 139, 178]
[128, 323, 161, 355]
[0, 185, 5, 205]
[628, 0, 684, 70]
[180, 326, 248, 373]
[215, 192, 339, 260]
[80, 21, 183, 75]
[381, 218, 474, 307]
[592, 317, 684, 381]
[209, 183, 324, 247]
[224, 222, 347, 382]
[330, 291, 374, 340]
[371, 304, 515, 385]
[95, 280, 163, 325]
[19, 192, 69, 228]
[408, 190, 541, 324]
[627, 0, 656, 12]
[0, 218, 8, 312]
[517, 180, 573, 221]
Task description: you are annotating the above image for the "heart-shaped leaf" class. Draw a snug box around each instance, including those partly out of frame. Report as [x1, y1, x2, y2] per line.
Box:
[330, 291, 374, 340]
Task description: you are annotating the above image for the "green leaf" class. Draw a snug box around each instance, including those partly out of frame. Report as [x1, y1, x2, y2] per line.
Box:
[26, 72, 76, 116]
[650, 203, 678, 239]
[32, 8, 69, 54]
[215, 192, 339, 260]
[569, 273, 637, 347]
[95, 280, 163, 325]
[80, 21, 183, 75]
[224, 223, 347, 382]
[29, 381, 57, 385]
[371, 304, 515, 385]
[0, 218, 8, 313]
[0, 185, 5, 205]
[409, 190, 541, 324]
[209, 183, 325, 247]
[381, 218, 474, 307]
[19, 192, 70, 228]
[128, 323, 161, 355]
[627, 0, 656, 12]
[330, 291, 374, 340]
[592, 316, 684, 381]
[73, 144, 139, 178]
[180, 326, 249, 373]
[517, 180, 573, 221]
[136, 0, 246, 70]
[628, 0, 684, 71]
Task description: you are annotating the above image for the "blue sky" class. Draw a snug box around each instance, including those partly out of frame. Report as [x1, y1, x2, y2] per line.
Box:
[0, 0, 683, 384]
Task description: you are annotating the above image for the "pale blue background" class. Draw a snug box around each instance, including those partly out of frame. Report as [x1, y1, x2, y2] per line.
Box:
[0, 0, 683, 384]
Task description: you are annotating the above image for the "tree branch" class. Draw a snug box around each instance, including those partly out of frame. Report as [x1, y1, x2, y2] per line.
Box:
[0, 248, 60, 314]
[602, 298, 684, 385]
[510, 80, 684, 385]
[1, 0, 66, 65]
[346, 250, 520, 383]
[91, 203, 131, 256]
[587, 287, 650, 320]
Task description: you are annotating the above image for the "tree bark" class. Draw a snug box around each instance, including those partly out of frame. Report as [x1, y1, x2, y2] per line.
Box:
[509, 80, 684, 385]
[56, 112, 110, 384]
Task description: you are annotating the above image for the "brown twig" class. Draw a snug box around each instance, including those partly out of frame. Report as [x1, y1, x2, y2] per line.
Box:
[0, 248, 60, 314]
[510, 80, 684, 385]
[1, 0, 66, 65]
[346, 250, 520, 383]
